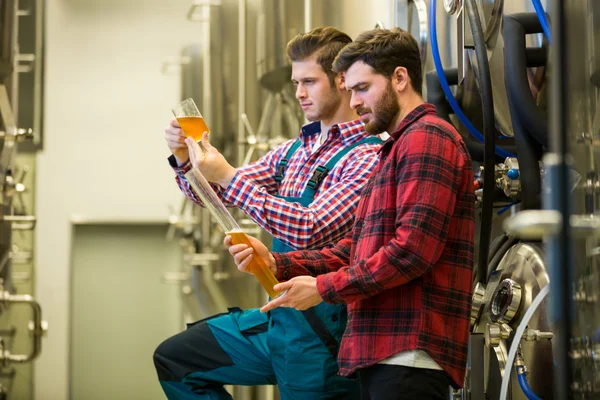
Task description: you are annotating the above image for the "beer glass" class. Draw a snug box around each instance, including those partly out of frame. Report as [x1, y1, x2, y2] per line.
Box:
[172, 98, 210, 141]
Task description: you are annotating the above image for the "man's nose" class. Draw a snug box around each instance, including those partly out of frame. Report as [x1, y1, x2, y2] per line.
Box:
[296, 84, 307, 100]
[350, 92, 362, 110]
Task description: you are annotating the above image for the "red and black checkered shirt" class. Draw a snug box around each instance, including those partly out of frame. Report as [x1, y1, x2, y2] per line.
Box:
[273, 104, 475, 388]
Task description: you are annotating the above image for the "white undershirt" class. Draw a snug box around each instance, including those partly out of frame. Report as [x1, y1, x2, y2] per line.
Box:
[378, 350, 443, 370]
[311, 130, 328, 154]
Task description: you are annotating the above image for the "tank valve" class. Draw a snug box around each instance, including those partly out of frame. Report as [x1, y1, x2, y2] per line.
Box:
[523, 329, 553, 341]
[485, 322, 513, 347]
[495, 157, 521, 200]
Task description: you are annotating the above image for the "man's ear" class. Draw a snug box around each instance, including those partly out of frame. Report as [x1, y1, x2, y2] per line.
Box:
[392, 66, 409, 92]
[337, 72, 346, 90]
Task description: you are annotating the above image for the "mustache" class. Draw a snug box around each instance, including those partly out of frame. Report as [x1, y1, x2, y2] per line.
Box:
[356, 107, 371, 116]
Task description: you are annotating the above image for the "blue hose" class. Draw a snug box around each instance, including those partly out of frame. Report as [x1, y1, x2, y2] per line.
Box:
[531, 0, 553, 45]
[429, 0, 515, 159]
[517, 366, 542, 400]
[496, 202, 515, 216]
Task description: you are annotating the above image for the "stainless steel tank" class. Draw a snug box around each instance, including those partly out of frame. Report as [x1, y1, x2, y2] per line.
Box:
[472, 242, 553, 400]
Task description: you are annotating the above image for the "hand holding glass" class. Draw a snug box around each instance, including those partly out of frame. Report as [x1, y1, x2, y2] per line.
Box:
[172, 98, 210, 142]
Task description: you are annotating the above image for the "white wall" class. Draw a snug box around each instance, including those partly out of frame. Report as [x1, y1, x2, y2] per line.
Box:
[36, 1, 202, 398]
[339, 0, 395, 38]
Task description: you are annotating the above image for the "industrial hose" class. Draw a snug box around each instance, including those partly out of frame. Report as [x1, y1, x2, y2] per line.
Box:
[464, 0, 496, 286]
[429, 0, 515, 159]
[425, 69, 517, 163]
[517, 366, 543, 400]
[504, 13, 547, 210]
[499, 284, 550, 400]
[531, 0, 552, 45]
[504, 14, 549, 149]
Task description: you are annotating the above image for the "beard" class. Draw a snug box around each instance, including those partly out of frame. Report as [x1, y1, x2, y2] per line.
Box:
[357, 82, 399, 135]
[305, 87, 341, 122]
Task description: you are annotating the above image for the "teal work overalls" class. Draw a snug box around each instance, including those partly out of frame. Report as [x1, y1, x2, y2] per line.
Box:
[157, 135, 380, 400]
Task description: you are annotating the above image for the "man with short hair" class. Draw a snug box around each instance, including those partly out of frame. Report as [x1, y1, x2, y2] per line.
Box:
[154, 27, 381, 399]
[227, 28, 475, 400]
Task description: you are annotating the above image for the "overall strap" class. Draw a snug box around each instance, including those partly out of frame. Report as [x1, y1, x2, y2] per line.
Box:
[274, 138, 302, 184]
[302, 135, 382, 200]
[298, 135, 381, 359]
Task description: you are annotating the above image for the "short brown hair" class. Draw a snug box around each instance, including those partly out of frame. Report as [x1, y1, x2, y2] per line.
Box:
[286, 27, 352, 86]
[332, 28, 423, 95]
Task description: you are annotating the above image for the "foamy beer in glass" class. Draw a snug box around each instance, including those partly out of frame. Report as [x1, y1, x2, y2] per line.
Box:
[172, 98, 209, 141]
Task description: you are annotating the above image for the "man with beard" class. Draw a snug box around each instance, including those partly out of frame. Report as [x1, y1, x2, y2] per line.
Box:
[154, 27, 381, 399]
[226, 28, 475, 399]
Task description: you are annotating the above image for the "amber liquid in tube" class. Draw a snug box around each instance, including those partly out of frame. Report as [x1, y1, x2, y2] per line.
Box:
[177, 116, 210, 141]
[226, 230, 281, 299]
[184, 168, 280, 297]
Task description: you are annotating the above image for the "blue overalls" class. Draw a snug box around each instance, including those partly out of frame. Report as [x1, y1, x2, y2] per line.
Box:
[155, 135, 381, 400]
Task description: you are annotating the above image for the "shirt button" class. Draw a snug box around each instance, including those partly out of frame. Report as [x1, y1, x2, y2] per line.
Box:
[282, 270, 289, 279]
[331, 314, 339, 322]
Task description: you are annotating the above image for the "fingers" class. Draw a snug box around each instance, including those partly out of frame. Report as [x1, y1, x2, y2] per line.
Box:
[226, 242, 253, 272]
[185, 137, 203, 165]
[201, 131, 213, 150]
[170, 118, 181, 128]
[165, 121, 186, 147]
[273, 280, 292, 291]
[260, 294, 287, 313]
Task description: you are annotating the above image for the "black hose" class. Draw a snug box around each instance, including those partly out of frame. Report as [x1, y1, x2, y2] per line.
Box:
[488, 233, 509, 264]
[504, 13, 549, 148]
[425, 70, 516, 163]
[465, 0, 495, 286]
[472, 232, 509, 284]
[426, 68, 458, 125]
[503, 13, 546, 210]
[526, 47, 548, 68]
[486, 236, 519, 282]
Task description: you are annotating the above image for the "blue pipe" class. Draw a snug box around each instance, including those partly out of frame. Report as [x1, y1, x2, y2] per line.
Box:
[429, 0, 515, 159]
[516, 366, 542, 400]
[531, 0, 553, 45]
[496, 202, 515, 216]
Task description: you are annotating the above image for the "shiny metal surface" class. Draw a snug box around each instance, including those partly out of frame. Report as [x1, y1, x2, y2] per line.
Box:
[490, 279, 522, 323]
[471, 282, 486, 327]
[444, 0, 461, 15]
[474, 242, 554, 399]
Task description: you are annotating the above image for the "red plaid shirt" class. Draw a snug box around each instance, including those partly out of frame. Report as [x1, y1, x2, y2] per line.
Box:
[273, 104, 475, 388]
[171, 120, 380, 249]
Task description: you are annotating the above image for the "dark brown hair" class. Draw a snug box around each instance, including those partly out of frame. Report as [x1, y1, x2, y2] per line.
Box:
[286, 27, 352, 86]
[332, 28, 423, 95]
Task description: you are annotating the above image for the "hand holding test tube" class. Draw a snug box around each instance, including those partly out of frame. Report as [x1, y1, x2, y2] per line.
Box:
[184, 158, 281, 298]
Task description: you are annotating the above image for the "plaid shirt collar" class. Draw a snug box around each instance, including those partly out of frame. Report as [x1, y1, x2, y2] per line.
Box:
[301, 119, 366, 147]
[379, 103, 437, 152]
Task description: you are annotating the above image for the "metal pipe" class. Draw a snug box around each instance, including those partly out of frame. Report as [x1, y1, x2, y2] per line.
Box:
[304, 0, 311, 32]
[499, 284, 550, 399]
[237, 0, 246, 166]
[33, 0, 43, 147]
[0, 292, 44, 363]
[548, 0, 573, 397]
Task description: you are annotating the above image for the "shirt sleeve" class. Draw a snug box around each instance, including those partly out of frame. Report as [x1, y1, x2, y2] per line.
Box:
[273, 232, 353, 283]
[316, 128, 466, 304]
[168, 142, 286, 207]
[221, 143, 380, 250]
